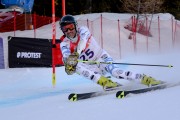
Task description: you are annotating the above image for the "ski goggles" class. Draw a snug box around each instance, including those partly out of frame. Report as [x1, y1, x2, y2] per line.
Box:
[61, 24, 75, 32]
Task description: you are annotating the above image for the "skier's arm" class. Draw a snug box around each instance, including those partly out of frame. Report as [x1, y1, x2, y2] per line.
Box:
[60, 41, 79, 75]
[60, 41, 71, 64]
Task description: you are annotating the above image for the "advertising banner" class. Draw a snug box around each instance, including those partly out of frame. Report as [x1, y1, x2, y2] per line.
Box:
[8, 37, 62, 68]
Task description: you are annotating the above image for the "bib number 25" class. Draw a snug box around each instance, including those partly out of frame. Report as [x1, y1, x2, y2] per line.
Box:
[79, 49, 94, 61]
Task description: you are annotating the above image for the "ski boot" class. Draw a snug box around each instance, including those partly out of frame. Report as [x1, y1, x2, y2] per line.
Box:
[97, 76, 121, 90]
[141, 74, 162, 86]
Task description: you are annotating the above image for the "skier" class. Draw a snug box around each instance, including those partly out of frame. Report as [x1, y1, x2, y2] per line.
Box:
[59, 14, 161, 90]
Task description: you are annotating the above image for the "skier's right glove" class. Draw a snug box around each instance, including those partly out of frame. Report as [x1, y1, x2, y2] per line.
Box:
[64, 52, 79, 75]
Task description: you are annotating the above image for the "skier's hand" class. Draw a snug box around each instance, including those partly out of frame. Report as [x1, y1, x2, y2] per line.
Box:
[64, 52, 79, 75]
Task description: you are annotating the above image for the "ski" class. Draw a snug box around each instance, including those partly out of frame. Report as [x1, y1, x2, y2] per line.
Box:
[68, 82, 123, 101]
[68, 82, 180, 101]
[116, 82, 180, 99]
[68, 87, 121, 101]
[68, 91, 116, 101]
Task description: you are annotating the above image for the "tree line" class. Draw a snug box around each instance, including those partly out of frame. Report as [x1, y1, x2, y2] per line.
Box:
[0, 0, 180, 19]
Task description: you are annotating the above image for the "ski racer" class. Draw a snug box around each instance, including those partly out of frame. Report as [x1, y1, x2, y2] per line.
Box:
[59, 14, 161, 89]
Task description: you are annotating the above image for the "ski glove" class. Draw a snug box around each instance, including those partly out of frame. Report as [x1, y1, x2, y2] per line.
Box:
[64, 52, 79, 75]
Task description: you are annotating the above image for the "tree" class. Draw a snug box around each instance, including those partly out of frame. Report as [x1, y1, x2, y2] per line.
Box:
[121, 0, 164, 14]
[163, 0, 180, 19]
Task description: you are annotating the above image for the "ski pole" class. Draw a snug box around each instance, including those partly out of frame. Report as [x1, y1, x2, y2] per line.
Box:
[77, 60, 173, 68]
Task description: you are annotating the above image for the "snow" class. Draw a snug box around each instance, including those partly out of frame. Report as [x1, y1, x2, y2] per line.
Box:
[0, 13, 180, 120]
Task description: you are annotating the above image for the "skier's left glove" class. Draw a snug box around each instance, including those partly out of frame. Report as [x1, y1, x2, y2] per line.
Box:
[64, 52, 79, 75]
